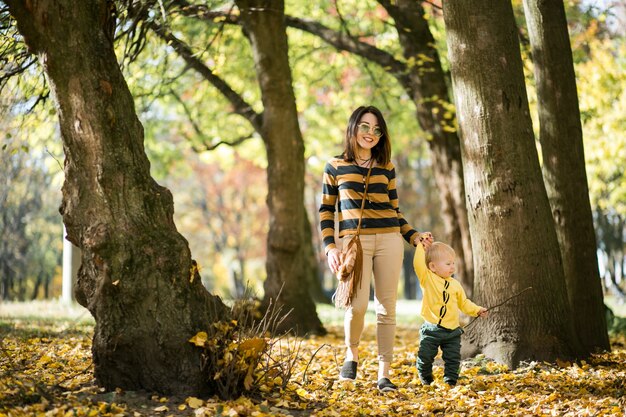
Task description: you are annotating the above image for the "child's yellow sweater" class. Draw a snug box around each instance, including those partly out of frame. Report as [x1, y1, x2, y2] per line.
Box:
[413, 244, 482, 329]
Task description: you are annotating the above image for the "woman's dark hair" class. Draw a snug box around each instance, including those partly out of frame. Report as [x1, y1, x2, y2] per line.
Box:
[342, 105, 391, 165]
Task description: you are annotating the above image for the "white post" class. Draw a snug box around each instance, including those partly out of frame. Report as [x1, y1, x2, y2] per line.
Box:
[62, 224, 80, 304]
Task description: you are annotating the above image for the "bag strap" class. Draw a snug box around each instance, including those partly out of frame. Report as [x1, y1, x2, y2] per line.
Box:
[355, 163, 374, 236]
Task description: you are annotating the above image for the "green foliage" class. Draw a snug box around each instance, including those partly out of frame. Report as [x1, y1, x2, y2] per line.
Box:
[0, 136, 62, 300]
[285, 0, 427, 173]
[578, 37, 626, 216]
[119, 24, 259, 178]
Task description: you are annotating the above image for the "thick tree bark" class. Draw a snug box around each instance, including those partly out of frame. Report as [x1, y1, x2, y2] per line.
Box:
[443, 0, 586, 367]
[235, 0, 325, 335]
[7, 0, 227, 394]
[522, 0, 609, 352]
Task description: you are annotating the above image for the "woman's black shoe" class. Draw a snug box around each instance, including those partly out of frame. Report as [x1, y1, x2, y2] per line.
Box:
[339, 361, 358, 380]
[377, 377, 398, 392]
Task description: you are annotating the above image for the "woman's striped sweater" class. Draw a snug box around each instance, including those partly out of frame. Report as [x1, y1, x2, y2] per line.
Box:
[319, 157, 418, 254]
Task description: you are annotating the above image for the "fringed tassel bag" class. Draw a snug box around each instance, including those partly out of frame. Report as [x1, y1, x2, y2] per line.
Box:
[333, 164, 373, 309]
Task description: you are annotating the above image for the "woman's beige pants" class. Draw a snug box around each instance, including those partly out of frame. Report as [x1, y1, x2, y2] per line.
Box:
[343, 232, 404, 363]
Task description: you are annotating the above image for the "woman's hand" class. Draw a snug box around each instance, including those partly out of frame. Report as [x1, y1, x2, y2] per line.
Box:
[327, 248, 341, 273]
[416, 232, 434, 249]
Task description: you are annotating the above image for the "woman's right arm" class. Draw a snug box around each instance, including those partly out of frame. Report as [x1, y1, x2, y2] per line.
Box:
[319, 161, 340, 272]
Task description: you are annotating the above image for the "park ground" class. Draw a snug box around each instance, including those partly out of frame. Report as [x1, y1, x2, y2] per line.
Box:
[1, 299, 625, 416]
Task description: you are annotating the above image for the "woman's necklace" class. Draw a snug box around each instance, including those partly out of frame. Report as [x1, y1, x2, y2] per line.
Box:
[356, 156, 372, 167]
[357, 157, 373, 198]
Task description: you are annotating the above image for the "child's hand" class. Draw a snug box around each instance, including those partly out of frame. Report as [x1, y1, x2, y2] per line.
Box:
[478, 308, 488, 318]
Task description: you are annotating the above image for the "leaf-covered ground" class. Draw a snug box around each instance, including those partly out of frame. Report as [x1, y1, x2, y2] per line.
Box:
[1, 311, 625, 417]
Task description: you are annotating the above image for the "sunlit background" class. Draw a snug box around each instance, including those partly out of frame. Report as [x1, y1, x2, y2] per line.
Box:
[1, 0, 624, 303]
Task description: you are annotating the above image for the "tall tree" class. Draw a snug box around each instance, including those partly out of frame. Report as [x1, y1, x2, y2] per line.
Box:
[443, 0, 587, 366]
[233, 0, 324, 334]
[6, 0, 227, 394]
[522, 0, 609, 352]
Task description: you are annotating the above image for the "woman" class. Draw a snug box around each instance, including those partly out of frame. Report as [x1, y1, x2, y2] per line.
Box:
[319, 105, 433, 392]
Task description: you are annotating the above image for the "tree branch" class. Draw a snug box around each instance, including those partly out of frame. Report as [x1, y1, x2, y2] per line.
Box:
[168, 87, 208, 139]
[171, 3, 411, 89]
[192, 133, 255, 152]
[291, 16, 409, 78]
[170, 81, 255, 150]
[170, 0, 239, 24]
[146, 19, 263, 135]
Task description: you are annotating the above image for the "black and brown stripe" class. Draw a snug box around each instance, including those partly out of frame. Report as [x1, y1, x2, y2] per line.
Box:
[319, 157, 417, 253]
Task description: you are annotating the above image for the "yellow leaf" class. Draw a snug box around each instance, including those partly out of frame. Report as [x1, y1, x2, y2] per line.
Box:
[186, 397, 203, 409]
[153, 405, 169, 412]
[296, 388, 309, 399]
[239, 337, 266, 354]
[188, 332, 208, 347]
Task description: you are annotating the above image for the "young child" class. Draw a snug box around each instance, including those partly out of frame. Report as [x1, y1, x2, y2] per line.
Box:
[413, 237, 488, 386]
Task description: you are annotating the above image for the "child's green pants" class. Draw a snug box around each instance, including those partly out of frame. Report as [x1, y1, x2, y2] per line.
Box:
[416, 322, 463, 385]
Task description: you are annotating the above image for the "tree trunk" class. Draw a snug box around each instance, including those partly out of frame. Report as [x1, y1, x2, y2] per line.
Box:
[31, 272, 42, 300]
[380, 0, 474, 295]
[7, 0, 228, 394]
[303, 208, 330, 303]
[522, 0, 609, 352]
[402, 251, 418, 299]
[443, 0, 586, 367]
[235, 0, 325, 335]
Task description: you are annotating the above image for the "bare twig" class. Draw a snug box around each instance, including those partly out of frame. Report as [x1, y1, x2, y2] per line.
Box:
[46, 148, 63, 172]
[302, 343, 330, 384]
[464, 287, 534, 331]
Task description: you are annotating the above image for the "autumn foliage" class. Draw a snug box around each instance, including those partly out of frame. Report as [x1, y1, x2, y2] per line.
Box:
[1, 311, 625, 417]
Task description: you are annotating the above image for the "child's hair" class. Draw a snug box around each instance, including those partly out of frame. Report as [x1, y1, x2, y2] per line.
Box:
[425, 242, 456, 265]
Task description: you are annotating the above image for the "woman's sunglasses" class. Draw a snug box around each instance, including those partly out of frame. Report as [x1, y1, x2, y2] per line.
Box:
[357, 123, 383, 138]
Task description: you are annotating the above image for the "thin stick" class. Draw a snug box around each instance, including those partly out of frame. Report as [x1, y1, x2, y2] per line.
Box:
[302, 343, 329, 384]
[463, 286, 533, 331]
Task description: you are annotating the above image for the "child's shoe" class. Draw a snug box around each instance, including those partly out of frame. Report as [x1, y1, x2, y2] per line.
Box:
[419, 376, 433, 386]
